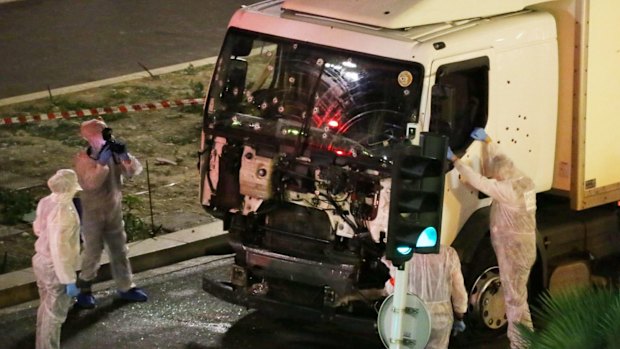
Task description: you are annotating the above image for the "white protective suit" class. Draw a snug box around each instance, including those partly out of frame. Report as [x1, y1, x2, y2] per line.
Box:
[32, 169, 82, 349]
[385, 245, 468, 349]
[74, 119, 143, 292]
[453, 141, 537, 349]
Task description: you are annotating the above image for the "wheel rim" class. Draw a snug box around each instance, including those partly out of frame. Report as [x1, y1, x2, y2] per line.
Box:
[469, 266, 507, 330]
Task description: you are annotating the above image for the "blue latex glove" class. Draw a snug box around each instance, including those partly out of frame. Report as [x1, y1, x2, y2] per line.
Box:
[118, 152, 130, 162]
[97, 148, 113, 165]
[470, 127, 488, 141]
[447, 147, 455, 161]
[66, 283, 80, 297]
[452, 320, 466, 336]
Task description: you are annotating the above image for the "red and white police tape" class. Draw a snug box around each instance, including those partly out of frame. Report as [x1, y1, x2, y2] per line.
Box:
[0, 98, 205, 126]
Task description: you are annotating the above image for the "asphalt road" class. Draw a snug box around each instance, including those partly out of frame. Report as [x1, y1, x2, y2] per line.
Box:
[0, 255, 509, 349]
[0, 0, 248, 99]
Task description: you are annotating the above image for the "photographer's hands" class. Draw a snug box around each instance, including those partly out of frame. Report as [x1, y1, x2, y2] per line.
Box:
[95, 148, 129, 165]
[96, 141, 130, 165]
[109, 140, 130, 161]
[97, 148, 113, 165]
[109, 140, 127, 155]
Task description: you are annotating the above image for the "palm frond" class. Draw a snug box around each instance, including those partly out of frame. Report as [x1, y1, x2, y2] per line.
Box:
[599, 292, 620, 347]
[518, 287, 620, 349]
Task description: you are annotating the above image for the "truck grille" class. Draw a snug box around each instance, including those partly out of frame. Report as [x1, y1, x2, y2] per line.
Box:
[262, 203, 333, 258]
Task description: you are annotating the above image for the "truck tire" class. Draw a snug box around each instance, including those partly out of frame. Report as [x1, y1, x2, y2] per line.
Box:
[457, 235, 508, 344]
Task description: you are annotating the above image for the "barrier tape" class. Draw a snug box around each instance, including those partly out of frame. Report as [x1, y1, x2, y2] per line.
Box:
[0, 98, 205, 126]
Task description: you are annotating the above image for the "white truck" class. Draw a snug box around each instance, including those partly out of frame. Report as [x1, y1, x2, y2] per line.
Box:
[198, 0, 620, 340]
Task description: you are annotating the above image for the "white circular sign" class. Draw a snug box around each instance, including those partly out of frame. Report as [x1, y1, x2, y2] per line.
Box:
[377, 293, 431, 349]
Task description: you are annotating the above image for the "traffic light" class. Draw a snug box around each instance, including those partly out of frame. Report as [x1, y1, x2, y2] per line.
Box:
[386, 133, 449, 266]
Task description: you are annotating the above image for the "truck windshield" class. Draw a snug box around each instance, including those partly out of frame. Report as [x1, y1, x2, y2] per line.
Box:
[205, 28, 423, 160]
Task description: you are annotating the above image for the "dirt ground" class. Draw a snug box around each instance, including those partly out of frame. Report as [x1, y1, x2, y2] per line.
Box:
[0, 64, 217, 273]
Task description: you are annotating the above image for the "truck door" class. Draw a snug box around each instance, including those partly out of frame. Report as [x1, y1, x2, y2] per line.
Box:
[428, 54, 514, 338]
[427, 54, 491, 245]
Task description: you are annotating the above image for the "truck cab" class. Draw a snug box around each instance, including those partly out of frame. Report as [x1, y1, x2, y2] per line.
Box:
[199, 0, 620, 339]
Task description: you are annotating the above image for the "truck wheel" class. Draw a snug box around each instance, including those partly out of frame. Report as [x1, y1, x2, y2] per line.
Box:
[461, 236, 507, 342]
[468, 266, 507, 330]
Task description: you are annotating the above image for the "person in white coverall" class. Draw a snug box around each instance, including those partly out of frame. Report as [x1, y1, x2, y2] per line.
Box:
[384, 245, 468, 349]
[448, 127, 537, 349]
[32, 169, 82, 349]
[73, 119, 147, 308]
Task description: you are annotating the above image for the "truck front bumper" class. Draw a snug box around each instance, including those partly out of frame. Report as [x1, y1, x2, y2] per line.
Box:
[202, 274, 377, 333]
[202, 246, 378, 333]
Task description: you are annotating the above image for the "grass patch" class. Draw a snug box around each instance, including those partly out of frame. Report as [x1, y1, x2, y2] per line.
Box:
[179, 104, 203, 114]
[162, 132, 199, 146]
[22, 119, 80, 140]
[0, 232, 36, 274]
[126, 86, 170, 103]
[50, 97, 100, 112]
[188, 80, 205, 99]
[0, 189, 36, 225]
[10, 98, 99, 115]
[0, 62, 216, 275]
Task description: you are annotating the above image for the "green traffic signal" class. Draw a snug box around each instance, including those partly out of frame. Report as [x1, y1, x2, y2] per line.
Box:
[385, 133, 448, 266]
[396, 226, 437, 256]
[396, 245, 413, 255]
[416, 226, 437, 248]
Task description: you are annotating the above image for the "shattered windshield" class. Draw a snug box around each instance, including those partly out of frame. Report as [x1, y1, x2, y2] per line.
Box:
[205, 28, 423, 160]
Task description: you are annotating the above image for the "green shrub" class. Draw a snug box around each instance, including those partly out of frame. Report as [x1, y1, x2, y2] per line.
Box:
[122, 194, 152, 241]
[188, 80, 204, 98]
[122, 194, 163, 241]
[183, 64, 197, 75]
[518, 287, 620, 349]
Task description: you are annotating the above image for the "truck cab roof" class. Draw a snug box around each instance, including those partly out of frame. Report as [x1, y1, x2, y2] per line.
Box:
[282, 0, 555, 28]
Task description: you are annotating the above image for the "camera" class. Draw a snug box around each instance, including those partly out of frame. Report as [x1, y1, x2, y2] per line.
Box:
[102, 127, 127, 154]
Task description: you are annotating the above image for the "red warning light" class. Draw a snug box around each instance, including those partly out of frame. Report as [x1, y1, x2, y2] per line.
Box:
[327, 119, 339, 128]
[331, 147, 352, 156]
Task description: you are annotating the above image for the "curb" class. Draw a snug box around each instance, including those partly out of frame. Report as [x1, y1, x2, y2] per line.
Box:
[0, 220, 229, 309]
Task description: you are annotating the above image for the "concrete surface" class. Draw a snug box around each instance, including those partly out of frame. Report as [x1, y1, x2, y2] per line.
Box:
[0, 219, 229, 309]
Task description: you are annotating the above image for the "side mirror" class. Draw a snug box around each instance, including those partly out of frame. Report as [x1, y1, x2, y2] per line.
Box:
[430, 84, 456, 138]
[232, 36, 254, 57]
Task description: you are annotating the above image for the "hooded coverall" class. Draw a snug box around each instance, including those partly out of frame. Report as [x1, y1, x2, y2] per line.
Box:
[453, 142, 536, 349]
[74, 119, 143, 293]
[385, 245, 468, 349]
[32, 169, 82, 349]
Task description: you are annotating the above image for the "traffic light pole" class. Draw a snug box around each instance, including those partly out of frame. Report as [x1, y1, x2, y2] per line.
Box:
[389, 261, 410, 349]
